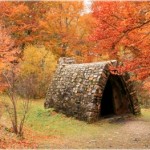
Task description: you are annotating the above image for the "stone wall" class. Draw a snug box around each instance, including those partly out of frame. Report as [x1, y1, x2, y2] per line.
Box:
[45, 57, 141, 122]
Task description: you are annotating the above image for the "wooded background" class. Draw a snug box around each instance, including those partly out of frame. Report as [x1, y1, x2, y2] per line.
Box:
[0, 1, 149, 107]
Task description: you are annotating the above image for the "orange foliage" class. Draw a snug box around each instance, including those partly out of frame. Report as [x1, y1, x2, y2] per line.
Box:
[39, 2, 84, 57]
[90, 2, 150, 80]
[0, 22, 19, 91]
[0, 24, 17, 65]
[0, 2, 49, 48]
[0, 1, 93, 61]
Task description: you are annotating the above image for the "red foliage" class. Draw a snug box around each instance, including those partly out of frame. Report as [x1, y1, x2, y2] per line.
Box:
[90, 2, 150, 80]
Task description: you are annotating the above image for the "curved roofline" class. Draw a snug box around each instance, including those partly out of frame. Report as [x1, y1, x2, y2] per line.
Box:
[60, 60, 118, 68]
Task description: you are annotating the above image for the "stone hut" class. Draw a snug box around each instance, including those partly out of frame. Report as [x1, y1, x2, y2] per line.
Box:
[45, 57, 140, 122]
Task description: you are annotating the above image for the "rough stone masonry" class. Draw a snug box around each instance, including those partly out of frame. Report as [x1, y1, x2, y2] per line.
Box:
[45, 57, 140, 122]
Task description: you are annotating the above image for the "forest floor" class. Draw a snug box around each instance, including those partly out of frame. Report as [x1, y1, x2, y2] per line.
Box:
[0, 97, 150, 149]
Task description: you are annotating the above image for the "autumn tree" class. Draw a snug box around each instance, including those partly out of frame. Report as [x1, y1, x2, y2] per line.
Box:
[90, 1, 150, 80]
[0, 2, 44, 49]
[0, 2, 91, 59]
[90, 2, 150, 107]
[0, 21, 31, 136]
[39, 2, 84, 57]
[0, 21, 15, 125]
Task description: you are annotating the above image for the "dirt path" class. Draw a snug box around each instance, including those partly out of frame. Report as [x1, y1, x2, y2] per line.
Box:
[89, 120, 150, 149]
[35, 117, 150, 149]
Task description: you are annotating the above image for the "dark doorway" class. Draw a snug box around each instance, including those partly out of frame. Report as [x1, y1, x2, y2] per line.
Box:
[100, 78, 115, 117]
[100, 75, 131, 118]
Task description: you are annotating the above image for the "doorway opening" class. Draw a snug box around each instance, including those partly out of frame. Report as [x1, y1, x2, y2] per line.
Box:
[100, 77, 114, 117]
[100, 75, 130, 118]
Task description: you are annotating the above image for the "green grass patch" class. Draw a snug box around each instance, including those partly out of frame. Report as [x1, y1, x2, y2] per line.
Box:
[25, 100, 121, 139]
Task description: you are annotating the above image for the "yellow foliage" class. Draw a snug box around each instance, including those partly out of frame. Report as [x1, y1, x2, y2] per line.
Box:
[17, 45, 57, 98]
[20, 45, 57, 78]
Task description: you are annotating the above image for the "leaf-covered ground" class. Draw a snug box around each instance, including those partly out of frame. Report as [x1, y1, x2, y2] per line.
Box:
[0, 99, 150, 149]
